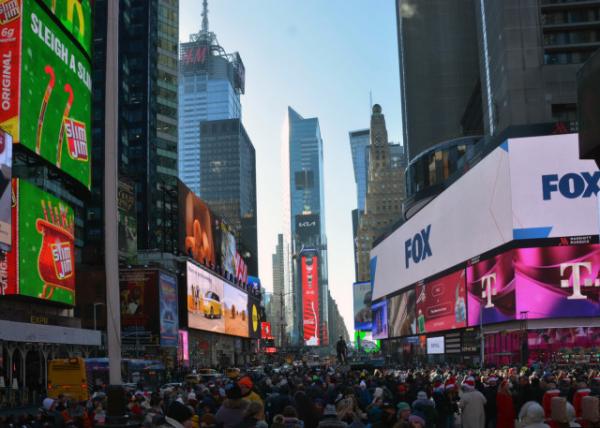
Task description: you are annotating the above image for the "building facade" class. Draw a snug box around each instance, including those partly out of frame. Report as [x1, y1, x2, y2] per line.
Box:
[198, 119, 258, 276]
[356, 105, 405, 282]
[178, 2, 244, 196]
[270, 234, 285, 347]
[283, 107, 329, 346]
[349, 129, 370, 212]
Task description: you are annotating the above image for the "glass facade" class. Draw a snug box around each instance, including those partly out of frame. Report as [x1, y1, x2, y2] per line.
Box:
[349, 129, 370, 212]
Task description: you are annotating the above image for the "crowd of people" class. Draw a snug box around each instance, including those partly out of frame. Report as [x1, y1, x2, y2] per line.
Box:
[2, 361, 600, 428]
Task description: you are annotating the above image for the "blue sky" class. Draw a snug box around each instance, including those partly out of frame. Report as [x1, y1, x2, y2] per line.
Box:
[179, 0, 403, 337]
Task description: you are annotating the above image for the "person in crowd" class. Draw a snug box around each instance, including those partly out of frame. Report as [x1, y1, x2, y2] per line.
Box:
[215, 383, 249, 428]
[518, 402, 550, 428]
[411, 391, 436, 428]
[496, 380, 516, 428]
[317, 404, 348, 428]
[484, 376, 499, 428]
[165, 401, 194, 428]
[336, 336, 348, 365]
[459, 376, 487, 428]
[233, 401, 267, 428]
[239, 376, 264, 407]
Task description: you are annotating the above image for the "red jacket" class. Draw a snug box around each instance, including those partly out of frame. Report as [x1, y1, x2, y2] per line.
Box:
[496, 392, 516, 428]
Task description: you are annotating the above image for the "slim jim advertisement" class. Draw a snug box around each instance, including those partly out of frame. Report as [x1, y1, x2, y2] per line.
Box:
[0, 0, 92, 188]
[0, 179, 75, 304]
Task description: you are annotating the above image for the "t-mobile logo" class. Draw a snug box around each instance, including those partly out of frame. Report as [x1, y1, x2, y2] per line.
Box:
[560, 262, 600, 300]
[480, 273, 497, 308]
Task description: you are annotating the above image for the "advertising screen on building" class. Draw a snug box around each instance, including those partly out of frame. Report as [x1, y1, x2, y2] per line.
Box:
[295, 214, 320, 246]
[514, 244, 600, 319]
[179, 182, 216, 267]
[389, 289, 416, 338]
[372, 300, 388, 340]
[0, 0, 92, 188]
[416, 270, 467, 334]
[354, 331, 381, 353]
[159, 272, 178, 347]
[353, 281, 372, 331]
[301, 253, 320, 346]
[0, 179, 75, 304]
[248, 295, 261, 339]
[39, 0, 92, 56]
[261, 322, 273, 339]
[223, 282, 249, 338]
[187, 262, 224, 334]
[215, 218, 237, 279]
[0, 129, 12, 250]
[467, 252, 516, 326]
[178, 330, 189, 367]
[427, 336, 445, 354]
[120, 269, 159, 335]
[118, 179, 137, 262]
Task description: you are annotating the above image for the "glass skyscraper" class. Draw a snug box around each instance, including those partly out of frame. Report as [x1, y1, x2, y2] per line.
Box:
[178, 8, 244, 195]
[349, 129, 370, 212]
[283, 107, 329, 346]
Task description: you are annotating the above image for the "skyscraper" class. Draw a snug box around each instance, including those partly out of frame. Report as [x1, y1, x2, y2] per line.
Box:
[178, 1, 245, 195]
[271, 234, 285, 346]
[198, 118, 258, 275]
[283, 107, 329, 346]
[349, 129, 370, 212]
[356, 105, 405, 282]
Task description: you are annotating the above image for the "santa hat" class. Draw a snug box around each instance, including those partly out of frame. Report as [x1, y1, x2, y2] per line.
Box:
[487, 376, 498, 384]
[445, 378, 457, 391]
[463, 377, 475, 390]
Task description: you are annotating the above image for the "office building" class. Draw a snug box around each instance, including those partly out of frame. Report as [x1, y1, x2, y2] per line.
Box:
[283, 107, 329, 346]
[199, 118, 258, 275]
[349, 129, 370, 212]
[271, 234, 285, 346]
[328, 292, 351, 344]
[397, 0, 482, 160]
[178, 1, 245, 195]
[356, 105, 405, 282]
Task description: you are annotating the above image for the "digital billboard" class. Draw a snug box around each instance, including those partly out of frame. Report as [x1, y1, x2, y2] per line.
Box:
[39, 0, 93, 56]
[467, 252, 516, 326]
[159, 272, 178, 347]
[215, 218, 236, 279]
[248, 295, 261, 339]
[223, 282, 248, 338]
[372, 300, 388, 340]
[179, 182, 216, 267]
[0, 0, 92, 188]
[416, 270, 467, 334]
[353, 281, 372, 331]
[186, 261, 224, 334]
[514, 244, 600, 319]
[354, 331, 380, 353]
[427, 336, 445, 354]
[178, 330, 189, 367]
[0, 129, 12, 250]
[119, 269, 159, 335]
[261, 322, 273, 339]
[389, 289, 416, 338]
[0, 179, 75, 304]
[301, 253, 320, 346]
[372, 134, 599, 301]
[118, 179, 137, 262]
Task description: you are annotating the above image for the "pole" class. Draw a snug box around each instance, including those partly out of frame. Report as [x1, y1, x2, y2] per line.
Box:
[480, 303, 484, 368]
[93, 303, 97, 331]
[104, 0, 122, 386]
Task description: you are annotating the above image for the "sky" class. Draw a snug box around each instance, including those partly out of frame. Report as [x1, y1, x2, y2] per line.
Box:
[179, 0, 403, 337]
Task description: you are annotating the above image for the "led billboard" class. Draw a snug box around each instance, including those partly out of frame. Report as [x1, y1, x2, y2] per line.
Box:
[179, 182, 216, 267]
[224, 282, 248, 338]
[261, 322, 273, 339]
[427, 336, 445, 354]
[0, 179, 75, 304]
[39, 0, 93, 56]
[248, 295, 261, 339]
[416, 270, 467, 334]
[0, 129, 12, 250]
[301, 253, 320, 346]
[119, 269, 159, 336]
[118, 179, 137, 262]
[372, 134, 599, 301]
[353, 281, 372, 331]
[215, 218, 236, 278]
[186, 261, 224, 334]
[0, 0, 92, 188]
[467, 252, 516, 326]
[389, 289, 416, 338]
[354, 331, 381, 353]
[159, 272, 178, 347]
[372, 300, 388, 340]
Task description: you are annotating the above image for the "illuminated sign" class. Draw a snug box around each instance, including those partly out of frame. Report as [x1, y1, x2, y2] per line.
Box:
[181, 46, 207, 65]
[301, 254, 320, 346]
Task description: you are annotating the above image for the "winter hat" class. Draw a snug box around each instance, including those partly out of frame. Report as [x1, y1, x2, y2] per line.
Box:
[409, 413, 426, 425]
[323, 404, 338, 417]
[488, 376, 498, 384]
[417, 391, 428, 400]
[187, 392, 197, 401]
[397, 402, 411, 412]
[445, 377, 457, 391]
[167, 401, 193, 424]
[359, 380, 367, 389]
[523, 402, 545, 423]
[42, 397, 55, 411]
[225, 383, 243, 400]
[374, 387, 384, 398]
[238, 376, 253, 390]
[463, 376, 475, 390]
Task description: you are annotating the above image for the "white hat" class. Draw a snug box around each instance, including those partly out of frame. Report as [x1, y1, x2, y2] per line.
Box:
[187, 392, 197, 401]
[42, 397, 55, 411]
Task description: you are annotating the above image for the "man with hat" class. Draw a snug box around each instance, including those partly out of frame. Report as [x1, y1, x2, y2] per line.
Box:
[215, 383, 249, 428]
[460, 377, 487, 428]
[396, 402, 412, 425]
[239, 375, 263, 407]
[483, 376, 499, 428]
[318, 404, 348, 428]
[165, 401, 194, 428]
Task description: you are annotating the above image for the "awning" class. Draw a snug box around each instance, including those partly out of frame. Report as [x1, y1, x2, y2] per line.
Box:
[0, 319, 101, 346]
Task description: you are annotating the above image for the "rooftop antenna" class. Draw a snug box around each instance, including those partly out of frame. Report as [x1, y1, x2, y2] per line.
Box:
[202, 0, 209, 33]
[369, 90, 373, 112]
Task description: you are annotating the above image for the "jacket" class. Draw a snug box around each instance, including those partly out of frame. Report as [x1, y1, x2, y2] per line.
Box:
[215, 399, 249, 428]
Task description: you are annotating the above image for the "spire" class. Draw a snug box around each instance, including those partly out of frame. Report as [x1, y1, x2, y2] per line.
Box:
[201, 0, 209, 33]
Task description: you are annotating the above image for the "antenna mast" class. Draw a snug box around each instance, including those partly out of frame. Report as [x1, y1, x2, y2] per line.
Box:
[202, 0, 209, 33]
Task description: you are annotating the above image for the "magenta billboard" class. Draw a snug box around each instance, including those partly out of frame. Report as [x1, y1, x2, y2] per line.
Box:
[514, 244, 600, 319]
[467, 243, 600, 326]
[467, 251, 516, 326]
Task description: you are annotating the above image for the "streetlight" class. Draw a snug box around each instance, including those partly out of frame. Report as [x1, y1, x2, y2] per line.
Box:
[93, 302, 105, 332]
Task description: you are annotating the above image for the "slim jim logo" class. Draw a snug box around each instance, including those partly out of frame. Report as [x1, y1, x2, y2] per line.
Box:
[0, 0, 20, 25]
[63, 118, 88, 161]
[50, 241, 73, 279]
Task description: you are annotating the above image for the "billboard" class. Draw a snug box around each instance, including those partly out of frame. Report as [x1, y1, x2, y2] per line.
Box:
[416, 270, 467, 334]
[215, 219, 236, 279]
[179, 182, 216, 267]
[372, 300, 388, 340]
[389, 289, 416, 338]
[118, 178, 137, 262]
[353, 281, 372, 331]
[0, 129, 12, 250]
[301, 253, 320, 346]
[372, 134, 599, 300]
[119, 269, 159, 334]
[295, 214, 320, 246]
[178, 330, 189, 367]
[261, 322, 273, 339]
[0, 0, 92, 188]
[223, 282, 248, 338]
[248, 295, 261, 339]
[0, 179, 75, 304]
[514, 244, 600, 319]
[186, 261, 224, 334]
[159, 272, 178, 347]
[467, 252, 516, 326]
[354, 331, 381, 353]
[39, 0, 93, 56]
[427, 336, 445, 354]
